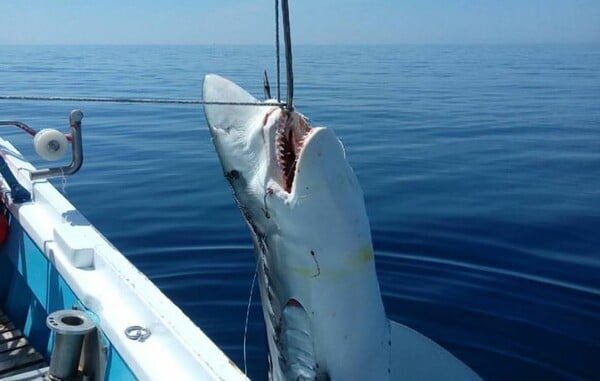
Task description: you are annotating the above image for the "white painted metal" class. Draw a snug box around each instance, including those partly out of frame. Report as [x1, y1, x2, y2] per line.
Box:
[0, 138, 249, 381]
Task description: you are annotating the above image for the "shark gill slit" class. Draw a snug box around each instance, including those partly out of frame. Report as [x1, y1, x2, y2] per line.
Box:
[280, 299, 319, 380]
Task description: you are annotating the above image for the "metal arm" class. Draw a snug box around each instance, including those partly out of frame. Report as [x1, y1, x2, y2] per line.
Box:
[0, 120, 37, 136]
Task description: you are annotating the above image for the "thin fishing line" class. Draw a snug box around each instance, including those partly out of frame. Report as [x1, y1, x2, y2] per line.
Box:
[59, 167, 67, 194]
[243, 267, 258, 375]
[0, 95, 284, 107]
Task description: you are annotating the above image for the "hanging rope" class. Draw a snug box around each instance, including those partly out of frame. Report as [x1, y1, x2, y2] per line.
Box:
[275, 0, 281, 102]
[280, 0, 294, 111]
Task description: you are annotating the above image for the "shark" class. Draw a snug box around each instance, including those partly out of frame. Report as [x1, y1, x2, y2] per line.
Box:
[203, 74, 481, 381]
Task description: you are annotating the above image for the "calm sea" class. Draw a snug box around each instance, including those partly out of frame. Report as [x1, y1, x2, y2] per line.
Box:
[0, 44, 599, 380]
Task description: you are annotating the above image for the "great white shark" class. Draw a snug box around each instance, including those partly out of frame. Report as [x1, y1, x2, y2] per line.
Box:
[203, 74, 481, 381]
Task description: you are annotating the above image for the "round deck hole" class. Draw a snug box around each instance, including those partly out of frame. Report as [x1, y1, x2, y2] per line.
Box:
[61, 316, 84, 326]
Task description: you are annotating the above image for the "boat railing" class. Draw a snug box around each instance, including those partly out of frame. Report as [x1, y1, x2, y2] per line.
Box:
[0, 110, 84, 202]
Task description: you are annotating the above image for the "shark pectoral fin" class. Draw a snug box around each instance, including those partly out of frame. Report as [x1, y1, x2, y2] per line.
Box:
[389, 320, 482, 381]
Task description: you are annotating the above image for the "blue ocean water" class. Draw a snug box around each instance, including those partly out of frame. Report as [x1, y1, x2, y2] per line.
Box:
[0, 44, 599, 380]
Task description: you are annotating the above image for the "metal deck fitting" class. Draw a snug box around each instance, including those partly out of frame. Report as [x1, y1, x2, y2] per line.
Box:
[0, 309, 48, 380]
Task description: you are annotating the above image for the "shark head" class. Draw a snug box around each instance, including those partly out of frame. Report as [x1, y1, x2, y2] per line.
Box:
[204, 74, 390, 380]
[204, 76, 351, 200]
[203, 75, 374, 250]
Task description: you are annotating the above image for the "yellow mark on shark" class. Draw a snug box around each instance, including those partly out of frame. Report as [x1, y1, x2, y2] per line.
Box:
[347, 246, 375, 271]
[289, 246, 375, 279]
[355, 246, 375, 263]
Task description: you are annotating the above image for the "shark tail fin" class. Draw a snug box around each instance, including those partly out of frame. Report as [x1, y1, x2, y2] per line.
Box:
[389, 320, 482, 381]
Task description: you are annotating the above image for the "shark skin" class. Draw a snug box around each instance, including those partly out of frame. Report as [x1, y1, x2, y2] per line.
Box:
[203, 74, 481, 381]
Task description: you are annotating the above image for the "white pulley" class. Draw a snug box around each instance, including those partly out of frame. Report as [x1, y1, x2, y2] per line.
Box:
[33, 128, 69, 161]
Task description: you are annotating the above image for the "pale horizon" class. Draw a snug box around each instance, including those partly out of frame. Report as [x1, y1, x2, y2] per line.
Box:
[1, 1, 599, 46]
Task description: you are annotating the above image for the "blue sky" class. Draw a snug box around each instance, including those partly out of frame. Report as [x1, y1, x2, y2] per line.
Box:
[1, 0, 598, 44]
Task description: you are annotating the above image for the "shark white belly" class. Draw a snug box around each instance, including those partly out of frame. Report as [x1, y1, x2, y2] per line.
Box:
[203, 74, 481, 381]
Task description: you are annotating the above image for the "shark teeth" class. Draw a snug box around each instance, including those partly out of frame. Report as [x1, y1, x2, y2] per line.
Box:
[275, 112, 312, 193]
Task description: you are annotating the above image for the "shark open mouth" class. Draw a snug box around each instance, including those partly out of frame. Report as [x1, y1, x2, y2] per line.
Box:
[275, 112, 312, 193]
